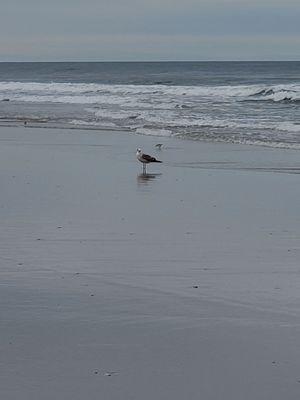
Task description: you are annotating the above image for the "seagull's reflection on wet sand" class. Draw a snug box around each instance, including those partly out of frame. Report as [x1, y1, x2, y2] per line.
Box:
[137, 173, 162, 186]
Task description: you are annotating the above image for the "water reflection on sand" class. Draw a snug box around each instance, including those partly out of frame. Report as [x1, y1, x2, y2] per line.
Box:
[137, 173, 162, 186]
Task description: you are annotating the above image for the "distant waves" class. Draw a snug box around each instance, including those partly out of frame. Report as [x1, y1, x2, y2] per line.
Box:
[0, 81, 300, 148]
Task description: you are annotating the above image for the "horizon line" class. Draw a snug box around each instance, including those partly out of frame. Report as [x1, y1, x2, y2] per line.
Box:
[0, 59, 299, 63]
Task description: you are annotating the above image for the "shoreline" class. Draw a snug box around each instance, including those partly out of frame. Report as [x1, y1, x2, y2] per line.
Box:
[1, 125, 300, 399]
[1, 120, 300, 151]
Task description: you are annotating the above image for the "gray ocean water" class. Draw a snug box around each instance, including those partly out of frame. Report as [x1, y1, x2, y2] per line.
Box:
[0, 62, 299, 148]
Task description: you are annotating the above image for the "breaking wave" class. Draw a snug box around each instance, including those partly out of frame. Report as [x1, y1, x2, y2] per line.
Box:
[1, 81, 300, 148]
[1, 81, 300, 103]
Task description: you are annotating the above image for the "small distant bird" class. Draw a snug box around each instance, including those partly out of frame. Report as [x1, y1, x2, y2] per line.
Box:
[136, 148, 162, 174]
[155, 143, 163, 149]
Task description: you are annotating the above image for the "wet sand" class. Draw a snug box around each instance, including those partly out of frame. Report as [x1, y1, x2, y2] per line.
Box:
[1, 126, 300, 399]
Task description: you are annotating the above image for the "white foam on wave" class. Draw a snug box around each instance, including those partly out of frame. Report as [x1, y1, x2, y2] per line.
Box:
[253, 87, 300, 103]
[275, 122, 300, 133]
[70, 119, 117, 128]
[229, 139, 300, 150]
[92, 106, 300, 133]
[70, 119, 99, 126]
[94, 108, 140, 120]
[90, 107, 255, 130]
[1, 80, 300, 148]
[1, 80, 299, 102]
[135, 127, 173, 137]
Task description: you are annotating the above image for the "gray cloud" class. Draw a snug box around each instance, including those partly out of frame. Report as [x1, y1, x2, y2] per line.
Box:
[0, 0, 299, 60]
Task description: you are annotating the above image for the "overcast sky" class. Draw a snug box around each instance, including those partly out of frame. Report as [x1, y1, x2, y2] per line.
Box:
[0, 0, 299, 61]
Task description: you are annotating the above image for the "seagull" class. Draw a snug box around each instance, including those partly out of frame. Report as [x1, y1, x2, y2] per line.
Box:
[155, 143, 163, 150]
[136, 148, 162, 174]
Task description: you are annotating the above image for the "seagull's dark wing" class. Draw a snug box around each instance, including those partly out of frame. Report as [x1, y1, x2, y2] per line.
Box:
[142, 153, 158, 162]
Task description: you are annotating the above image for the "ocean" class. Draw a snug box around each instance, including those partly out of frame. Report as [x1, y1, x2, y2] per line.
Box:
[0, 62, 299, 148]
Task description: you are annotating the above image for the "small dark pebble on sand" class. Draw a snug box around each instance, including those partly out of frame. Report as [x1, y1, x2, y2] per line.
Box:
[192, 285, 199, 289]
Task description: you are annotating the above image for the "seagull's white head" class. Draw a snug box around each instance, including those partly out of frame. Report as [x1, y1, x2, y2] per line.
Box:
[136, 148, 142, 155]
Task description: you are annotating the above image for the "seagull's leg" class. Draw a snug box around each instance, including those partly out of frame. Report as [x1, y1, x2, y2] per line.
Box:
[143, 163, 146, 174]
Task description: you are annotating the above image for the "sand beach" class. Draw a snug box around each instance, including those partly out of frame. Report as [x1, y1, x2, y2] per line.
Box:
[1, 125, 300, 399]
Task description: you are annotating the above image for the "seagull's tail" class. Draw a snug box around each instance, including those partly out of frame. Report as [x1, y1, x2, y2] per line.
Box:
[154, 160, 162, 163]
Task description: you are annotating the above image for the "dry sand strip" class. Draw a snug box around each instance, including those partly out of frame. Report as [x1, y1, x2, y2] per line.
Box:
[1, 126, 300, 400]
